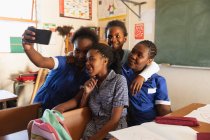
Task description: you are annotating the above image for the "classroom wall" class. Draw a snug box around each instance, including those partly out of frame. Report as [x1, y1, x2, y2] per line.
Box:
[0, 0, 98, 105]
[1, 0, 210, 110]
[128, 0, 210, 110]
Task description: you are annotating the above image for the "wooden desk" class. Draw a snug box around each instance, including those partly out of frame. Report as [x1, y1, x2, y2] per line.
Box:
[169, 103, 210, 132]
[0, 103, 41, 136]
[0, 90, 17, 109]
[1, 103, 210, 139]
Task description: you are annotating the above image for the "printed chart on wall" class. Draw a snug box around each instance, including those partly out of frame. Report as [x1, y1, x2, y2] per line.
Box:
[0, 21, 35, 53]
[98, 0, 126, 19]
[59, 0, 92, 20]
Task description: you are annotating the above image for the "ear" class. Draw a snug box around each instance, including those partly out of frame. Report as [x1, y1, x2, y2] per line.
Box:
[124, 36, 127, 43]
[103, 58, 108, 65]
[147, 58, 153, 66]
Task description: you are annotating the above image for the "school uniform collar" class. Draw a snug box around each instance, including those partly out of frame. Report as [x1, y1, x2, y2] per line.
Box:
[105, 70, 116, 81]
[95, 70, 116, 91]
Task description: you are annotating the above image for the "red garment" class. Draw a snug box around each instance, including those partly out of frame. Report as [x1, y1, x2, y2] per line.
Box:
[155, 116, 199, 127]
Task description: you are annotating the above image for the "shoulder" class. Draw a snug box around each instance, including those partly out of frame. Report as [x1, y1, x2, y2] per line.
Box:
[123, 49, 130, 54]
[115, 73, 127, 82]
[53, 56, 75, 70]
[109, 70, 127, 83]
[54, 56, 66, 62]
[151, 74, 167, 84]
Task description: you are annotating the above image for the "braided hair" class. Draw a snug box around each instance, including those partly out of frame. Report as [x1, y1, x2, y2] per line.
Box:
[90, 43, 121, 74]
[135, 40, 157, 59]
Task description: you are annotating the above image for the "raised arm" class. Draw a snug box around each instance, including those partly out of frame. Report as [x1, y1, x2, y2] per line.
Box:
[139, 61, 159, 80]
[130, 61, 159, 95]
[22, 27, 55, 69]
[80, 77, 98, 107]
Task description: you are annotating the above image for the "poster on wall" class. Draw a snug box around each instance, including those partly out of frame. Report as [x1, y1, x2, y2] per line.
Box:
[0, 21, 35, 53]
[59, 0, 92, 20]
[98, 0, 126, 19]
[135, 23, 144, 40]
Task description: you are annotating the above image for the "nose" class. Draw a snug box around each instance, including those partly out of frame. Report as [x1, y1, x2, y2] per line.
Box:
[130, 53, 136, 60]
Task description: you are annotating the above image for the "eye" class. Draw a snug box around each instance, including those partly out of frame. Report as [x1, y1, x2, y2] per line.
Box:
[137, 53, 143, 58]
[87, 57, 95, 62]
[116, 35, 121, 38]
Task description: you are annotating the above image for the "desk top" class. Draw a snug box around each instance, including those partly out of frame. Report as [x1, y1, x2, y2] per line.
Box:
[1, 103, 210, 140]
[169, 103, 210, 132]
[0, 90, 17, 102]
[0, 130, 28, 140]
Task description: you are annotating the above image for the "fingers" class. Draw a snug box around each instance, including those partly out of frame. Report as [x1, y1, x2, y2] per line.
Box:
[22, 28, 36, 44]
[130, 81, 143, 96]
[85, 78, 98, 88]
[130, 82, 137, 96]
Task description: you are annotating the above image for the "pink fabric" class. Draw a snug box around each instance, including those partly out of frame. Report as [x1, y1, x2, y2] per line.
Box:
[31, 119, 60, 140]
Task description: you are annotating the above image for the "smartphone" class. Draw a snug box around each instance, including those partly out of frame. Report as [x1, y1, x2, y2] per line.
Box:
[27, 27, 52, 45]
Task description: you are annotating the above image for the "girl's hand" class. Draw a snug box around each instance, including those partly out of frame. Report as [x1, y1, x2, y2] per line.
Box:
[130, 75, 144, 96]
[83, 77, 98, 95]
[22, 27, 36, 50]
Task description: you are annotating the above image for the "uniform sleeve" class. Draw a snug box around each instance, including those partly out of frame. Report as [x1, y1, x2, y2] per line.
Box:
[52, 57, 59, 69]
[139, 61, 160, 81]
[155, 77, 171, 105]
[113, 75, 129, 107]
[52, 56, 66, 70]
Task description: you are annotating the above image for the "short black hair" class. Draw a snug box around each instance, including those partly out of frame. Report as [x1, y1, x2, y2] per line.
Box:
[135, 40, 157, 59]
[105, 20, 128, 38]
[71, 27, 99, 44]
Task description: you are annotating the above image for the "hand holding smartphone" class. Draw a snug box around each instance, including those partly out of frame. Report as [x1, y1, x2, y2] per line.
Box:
[27, 27, 52, 45]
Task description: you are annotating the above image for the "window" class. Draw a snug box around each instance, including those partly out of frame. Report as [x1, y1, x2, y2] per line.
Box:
[0, 0, 37, 53]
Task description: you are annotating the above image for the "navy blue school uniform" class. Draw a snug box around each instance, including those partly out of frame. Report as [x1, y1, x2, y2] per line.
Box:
[122, 64, 170, 126]
[34, 56, 89, 111]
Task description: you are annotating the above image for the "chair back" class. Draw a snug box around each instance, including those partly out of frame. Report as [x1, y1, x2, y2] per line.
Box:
[0, 103, 42, 136]
[29, 68, 49, 104]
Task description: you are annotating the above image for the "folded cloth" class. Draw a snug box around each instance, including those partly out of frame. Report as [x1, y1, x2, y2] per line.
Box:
[197, 132, 210, 140]
[155, 116, 199, 127]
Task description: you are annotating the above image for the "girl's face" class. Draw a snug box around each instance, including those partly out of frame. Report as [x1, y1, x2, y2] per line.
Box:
[106, 26, 127, 51]
[128, 44, 153, 73]
[73, 38, 93, 68]
[86, 49, 108, 77]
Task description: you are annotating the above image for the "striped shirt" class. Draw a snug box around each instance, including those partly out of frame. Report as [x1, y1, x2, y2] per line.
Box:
[83, 70, 128, 139]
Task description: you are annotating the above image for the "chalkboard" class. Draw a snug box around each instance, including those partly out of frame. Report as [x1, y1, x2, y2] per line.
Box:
[155, 0, 210, 67]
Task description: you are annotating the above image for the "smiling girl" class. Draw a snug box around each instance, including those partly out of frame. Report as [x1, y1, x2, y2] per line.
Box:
[53, 43, 128, 140]
[122, 40, 171, 126]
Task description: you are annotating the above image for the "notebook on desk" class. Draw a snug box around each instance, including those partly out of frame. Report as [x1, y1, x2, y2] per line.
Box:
[109, 122, 197, 140]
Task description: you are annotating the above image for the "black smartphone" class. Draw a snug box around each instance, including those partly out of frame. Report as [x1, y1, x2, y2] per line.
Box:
[27, 27, 52, 45]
